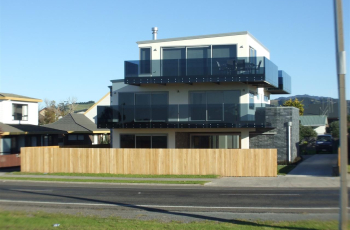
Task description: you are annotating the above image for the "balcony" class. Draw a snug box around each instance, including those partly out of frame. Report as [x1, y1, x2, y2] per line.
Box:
[124, 57, 279, 88]
[268, 70, 291, 94]
[97, 104, 275, 129]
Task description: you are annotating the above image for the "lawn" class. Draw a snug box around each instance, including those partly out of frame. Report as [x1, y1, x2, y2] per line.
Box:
[0, 177, 208, 185]
[0, 210, 342, 230]
[277, 165, 296, 175]
[9, 172, 219, 178]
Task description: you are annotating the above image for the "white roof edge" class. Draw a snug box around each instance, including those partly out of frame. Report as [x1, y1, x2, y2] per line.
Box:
[136, 31, 269, 52]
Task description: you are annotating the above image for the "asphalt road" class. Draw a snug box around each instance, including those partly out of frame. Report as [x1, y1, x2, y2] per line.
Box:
[0, 181, 347, 213]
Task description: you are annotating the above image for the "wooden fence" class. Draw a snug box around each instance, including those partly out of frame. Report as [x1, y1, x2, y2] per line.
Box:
[21, 147, 277, 177]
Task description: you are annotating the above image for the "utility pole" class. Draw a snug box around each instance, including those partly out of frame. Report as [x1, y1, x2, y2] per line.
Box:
[333, 0, 348, 229]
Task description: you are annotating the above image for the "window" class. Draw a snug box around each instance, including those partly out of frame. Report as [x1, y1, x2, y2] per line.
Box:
[249, 46, 257, 66]
[249, 92, 255, 109]
[12, 104, 28, 121]
[191, 134, 240, 149]
[140, 48, 151, 74]
[118, 92, 168, 122]
[68, 135, 84, 141]
[120, 134, 167, 148]
[189, 90, 241, 121]
[264, 95, 269, 102]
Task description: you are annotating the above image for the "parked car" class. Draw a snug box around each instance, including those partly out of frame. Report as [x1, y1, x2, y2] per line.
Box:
[315, 134, 333, 153]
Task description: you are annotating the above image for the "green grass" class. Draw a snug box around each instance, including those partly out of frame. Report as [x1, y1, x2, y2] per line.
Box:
[9, 172, 219, 178]
[348, 165, 350, 173]
[277, 165, 296, 175]
[0, 210, 342, 230]
[74, 102, 95, 112]
[0, 177, 208, 185]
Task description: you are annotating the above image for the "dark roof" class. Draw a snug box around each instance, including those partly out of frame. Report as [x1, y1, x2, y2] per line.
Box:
[43, 113, 109, 133]
[0, 123, 66, 135]
[0, 93, 42, 102]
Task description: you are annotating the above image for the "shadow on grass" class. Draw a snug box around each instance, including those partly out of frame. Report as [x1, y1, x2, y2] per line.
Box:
[278, 165, 296, 175]
[0, 188, 318, 230]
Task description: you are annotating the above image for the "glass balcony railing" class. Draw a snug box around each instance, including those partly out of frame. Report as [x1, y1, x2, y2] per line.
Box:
[97, 103, 276, 129]
[124, 57, 279, 88]
[268, 70, 291, 94]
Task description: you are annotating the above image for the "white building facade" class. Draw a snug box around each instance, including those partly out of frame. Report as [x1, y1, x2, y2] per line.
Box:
[98, 31, 292, 154]
[0, 94, 41, 125]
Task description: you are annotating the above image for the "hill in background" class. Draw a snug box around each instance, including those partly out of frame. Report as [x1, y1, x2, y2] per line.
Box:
[271, 95, 350, 118]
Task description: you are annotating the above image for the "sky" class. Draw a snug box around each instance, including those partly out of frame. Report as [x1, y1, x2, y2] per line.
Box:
[0, 0, 349, 107]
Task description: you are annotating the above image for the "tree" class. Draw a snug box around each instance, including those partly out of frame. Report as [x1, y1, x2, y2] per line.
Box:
[39, 97, 78, 125]
[282, 98, 304, 115]
[329, 121, 339, 138]
[299, 125, 317, 141]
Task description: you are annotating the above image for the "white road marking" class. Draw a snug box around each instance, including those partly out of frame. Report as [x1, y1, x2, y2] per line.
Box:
[0, 199, 345, 210]
[10, 189, 53, 192]
[220, 194, 300, 196]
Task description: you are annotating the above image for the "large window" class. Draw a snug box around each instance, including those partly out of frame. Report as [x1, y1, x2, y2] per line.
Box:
[189, 90, 240, 121]
[118, 92, 168, 122]
[120, 134, 167, 148]
[191, 134, 240, 149]
[161, 44, 237, 76]
[12, 104, 28, 121]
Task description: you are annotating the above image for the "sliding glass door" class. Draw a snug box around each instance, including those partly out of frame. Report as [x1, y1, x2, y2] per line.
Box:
[189, 90, 240, 122]
[186, 46, 211, 76]
[162, 48, 186, 76]
[191, 134, 240, 149]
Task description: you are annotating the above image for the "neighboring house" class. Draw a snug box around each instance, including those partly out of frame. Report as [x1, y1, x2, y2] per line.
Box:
[43, 113, 110, 145]
[84, 92, 111, 144]
[0, 93, 58, 167]
[300, 115, 328, 135]
[97, 30, 298, 163]
[85, 93, 110, 123]
[0, 93, 41, 125]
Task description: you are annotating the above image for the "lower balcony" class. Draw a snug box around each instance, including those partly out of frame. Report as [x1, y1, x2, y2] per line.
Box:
[97, 104, 275, 129]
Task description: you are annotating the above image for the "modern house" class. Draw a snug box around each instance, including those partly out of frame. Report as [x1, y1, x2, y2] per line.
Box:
[300, 115, 328, 135]
[97, 30, 298, 163]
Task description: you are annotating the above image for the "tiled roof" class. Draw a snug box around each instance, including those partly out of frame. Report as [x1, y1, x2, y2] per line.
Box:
[300, 115, 328, 126]
[43, 113, 109, 133]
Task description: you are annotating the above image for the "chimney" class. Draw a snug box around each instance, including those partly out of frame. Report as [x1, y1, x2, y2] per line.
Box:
[152, 27, 158, 40]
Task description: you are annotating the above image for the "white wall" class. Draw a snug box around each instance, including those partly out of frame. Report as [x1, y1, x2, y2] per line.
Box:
[138, 33, 270, 61]
[314, 125, 326, 135]
[0, 100, 39, 125]
[85, 93, 111, 124]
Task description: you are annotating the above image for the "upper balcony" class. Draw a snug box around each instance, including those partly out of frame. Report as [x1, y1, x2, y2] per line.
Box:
[124, 56, 279, 88]
[97, 103, 275, 129]
[267, 70, 291, 94]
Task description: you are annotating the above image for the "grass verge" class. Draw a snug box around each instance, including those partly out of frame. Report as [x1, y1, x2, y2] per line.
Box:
[9, 172, 219, 179]
[277, 165, 296, 175]
[0, 177, 208, 185]
[0, 210, 341, 230]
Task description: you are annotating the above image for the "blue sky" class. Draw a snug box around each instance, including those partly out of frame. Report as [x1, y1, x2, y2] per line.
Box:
[0, 0, 349, 106]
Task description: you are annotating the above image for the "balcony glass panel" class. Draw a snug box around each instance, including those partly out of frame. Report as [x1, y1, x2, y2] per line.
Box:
[124, 56, 279, 88]
[97, 103, 275, 129]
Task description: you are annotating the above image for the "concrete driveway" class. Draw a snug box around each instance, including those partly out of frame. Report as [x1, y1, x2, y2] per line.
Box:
[286, 154, 338, 177]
